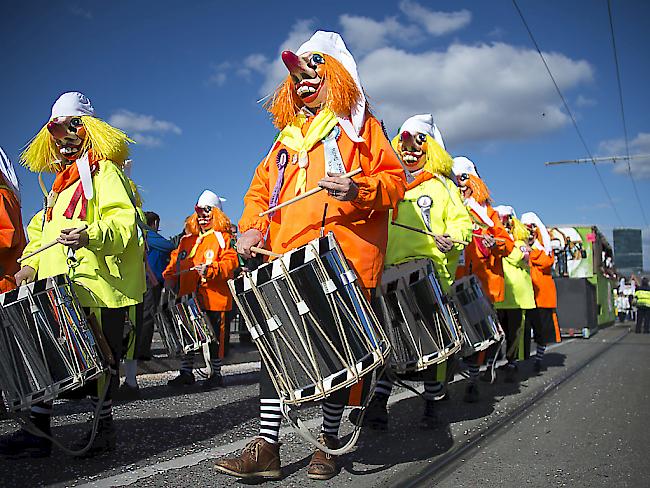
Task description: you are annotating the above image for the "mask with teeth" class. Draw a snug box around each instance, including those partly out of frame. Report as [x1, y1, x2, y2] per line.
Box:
[281, 50, 328, 110]
[195, 206, 213, 231]
[46, 116, 87, 161]
[397, 131, 427, 172]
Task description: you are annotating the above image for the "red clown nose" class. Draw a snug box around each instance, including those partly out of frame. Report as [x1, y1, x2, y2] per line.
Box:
[281, 50, 301, 72]
[401, 131, 411, 142]
[47, 120, 68, 139]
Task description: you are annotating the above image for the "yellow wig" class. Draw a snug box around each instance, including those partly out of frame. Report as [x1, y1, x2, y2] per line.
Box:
[510, 217, 530, 242]
[391, 134, 453, 177]
[185, 207, 232, 236]
[265, 54, 362, 130]
[20, 115, 133, 173]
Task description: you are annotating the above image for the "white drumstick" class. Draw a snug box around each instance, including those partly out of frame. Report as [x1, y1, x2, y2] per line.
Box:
[18, 225, 88, 263]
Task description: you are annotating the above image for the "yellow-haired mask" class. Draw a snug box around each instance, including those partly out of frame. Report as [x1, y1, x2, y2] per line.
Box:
[509, 217, 530, 242]
[391, 131, 453, 177]
[21, 115, 133, 173]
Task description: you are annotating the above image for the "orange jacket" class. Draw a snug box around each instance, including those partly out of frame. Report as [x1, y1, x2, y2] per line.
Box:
[456, 205, 514, 303]
[163, 231, 238, 311]
[528, 249, 557, 308]
[0, 187, 26, 293]
[240, 115, 406, 289]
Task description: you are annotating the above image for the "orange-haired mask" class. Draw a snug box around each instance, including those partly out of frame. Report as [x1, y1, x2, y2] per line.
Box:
[281, 50, 327, 110]
[525, 223, 538, 246]
[46, 116, 87, 161]
[398, 131, 427, 172]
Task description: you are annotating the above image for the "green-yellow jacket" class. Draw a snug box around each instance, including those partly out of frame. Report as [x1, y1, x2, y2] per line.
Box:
[22, 160, 146, 308]
[385, 172, 473, 291]
[634, 288, 650, 308]
[495, 240, 536, 310]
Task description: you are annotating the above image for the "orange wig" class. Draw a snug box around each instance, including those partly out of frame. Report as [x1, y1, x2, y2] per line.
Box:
[265, 54, 362, 130]
[184, 207, 232, 236]
[467, 174, 491, 206]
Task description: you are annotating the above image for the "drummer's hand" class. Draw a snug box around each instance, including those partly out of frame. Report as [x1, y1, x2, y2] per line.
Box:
[434, 234, 454, 253]
[236, 229, 265, 259]
[57, 228, 89, 251]
[318, 172, 359, 201]
[15, 266, 36, 285]
[194, 263, 209, 277]
[482, 234, 496, 249]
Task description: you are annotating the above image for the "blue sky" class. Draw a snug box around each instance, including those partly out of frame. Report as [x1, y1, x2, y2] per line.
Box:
[2, 1, 650, 265]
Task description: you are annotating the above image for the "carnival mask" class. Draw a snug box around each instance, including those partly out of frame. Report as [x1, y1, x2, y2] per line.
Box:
[456, 173, 471, 198]
[398, 131, 427, 172]
[525, 223, 538, 245]
[282, 50, 327, 110]
[47, 116, 87, 161]
[195, 205, 213, 230]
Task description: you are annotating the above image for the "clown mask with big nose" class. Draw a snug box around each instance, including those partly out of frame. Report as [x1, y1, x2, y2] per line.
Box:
[398, 131, 427, 173]
[282, 50, 328, 111]
[47, 116, 87, 161]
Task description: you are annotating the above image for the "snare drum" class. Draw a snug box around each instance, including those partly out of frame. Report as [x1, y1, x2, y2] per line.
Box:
[0, 275, 107, 411]
[449, 275, 504, 356]
[229, 232, 390, 405]
[380, 259, 463, 374]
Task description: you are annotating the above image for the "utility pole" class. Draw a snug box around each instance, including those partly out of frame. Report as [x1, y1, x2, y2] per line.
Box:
[545, 154, 650, 166]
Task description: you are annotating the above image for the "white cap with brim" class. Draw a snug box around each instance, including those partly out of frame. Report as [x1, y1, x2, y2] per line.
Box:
[452, 156, 479, 177]
[197, 190, 226, 210]
[399, 114, 446, 150]
[494, 205, 516, 218]
[521, 211, 552, 255]
[51, 92, 95, 119]
[297, 31, 365, 142]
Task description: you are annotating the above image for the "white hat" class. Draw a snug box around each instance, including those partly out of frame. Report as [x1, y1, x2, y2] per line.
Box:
[50, 92, 95, 119]
[494, 205, 516, 218]
[452, 156, 479, 177]
[399, 114, 446, 150]
[297, 31, 365, 142]
[197, 190, 226, 210]
[0, 146, 19, 198]
[521, 211, 552, 255]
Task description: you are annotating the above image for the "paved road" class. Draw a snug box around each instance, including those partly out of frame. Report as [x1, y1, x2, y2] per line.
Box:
[0, 324, 644, 488]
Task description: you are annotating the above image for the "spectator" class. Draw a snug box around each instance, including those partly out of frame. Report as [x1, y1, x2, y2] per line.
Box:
[615, 290, 629, 322]
[634, 277, 650, 333]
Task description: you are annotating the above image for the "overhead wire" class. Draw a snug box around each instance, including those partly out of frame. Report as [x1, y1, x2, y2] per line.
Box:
[511, 0, 623, 225]
[606, 0, 649, 226]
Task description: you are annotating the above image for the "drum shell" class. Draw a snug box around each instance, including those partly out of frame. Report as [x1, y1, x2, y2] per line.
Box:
[229, 233, 389, 405]
[0, 275, 107, 411]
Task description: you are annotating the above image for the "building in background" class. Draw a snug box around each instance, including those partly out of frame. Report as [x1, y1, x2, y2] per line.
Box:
[613, 228, 643, 276]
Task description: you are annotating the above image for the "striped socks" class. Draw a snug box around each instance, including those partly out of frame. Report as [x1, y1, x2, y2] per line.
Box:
[321, 402, 345, 437]
[466, 362, 480, 383]
[535, 344, 547, 364]
[259, 398, 282, 444]
[374, 378, 393, 399]
[91, 396, 113, 420]
[180, 352, 195, 375]
[423, 381, 444, 401]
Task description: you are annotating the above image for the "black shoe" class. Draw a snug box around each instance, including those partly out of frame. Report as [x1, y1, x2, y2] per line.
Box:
[349, 395, 388, 430]
[0, 429, 52, 459]
[168, 372, 195, 388]
[533, 361, 544, 374]
[420, 400, 440, 428]
[201, 374, 225, 390]
[479, 367, 496, 383]
[115, 382, 141, 401]
[74, 418, 116, 458]
[463, 382, 480, 403]
[504, 364, 519, 383]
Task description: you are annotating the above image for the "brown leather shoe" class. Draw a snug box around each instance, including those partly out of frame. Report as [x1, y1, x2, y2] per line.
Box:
[213, 437, 281, 479]
[307, 434, 341, 480]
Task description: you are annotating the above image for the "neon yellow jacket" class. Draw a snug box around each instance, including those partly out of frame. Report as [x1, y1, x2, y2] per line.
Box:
[22, 160, 146, 308]
[495, 240, 536, 310]
[386, 172, 473, 291]
[634, 289, 650, 308]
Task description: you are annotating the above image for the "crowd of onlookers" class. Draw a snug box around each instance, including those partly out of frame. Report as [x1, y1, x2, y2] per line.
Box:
[615, 275, 650, 333]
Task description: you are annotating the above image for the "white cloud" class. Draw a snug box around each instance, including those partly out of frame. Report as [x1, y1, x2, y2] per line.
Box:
[398, 1, 471, 36]
[67, 4, 92, 19]
[208, 62, 231, 86]
[599, 132, 650, 178]
[236, 54, 271, 80]
[339, 14, 422, 55]
[359, 42, 593, 144]
[108, 110, 181, 148]
[576, 94, 596, 108]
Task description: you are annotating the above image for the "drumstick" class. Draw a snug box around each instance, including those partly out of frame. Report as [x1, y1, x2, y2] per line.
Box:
[259, 167, 363, 217]
[472, 232, 506, 242]
[250, 246, 282, 258]
[18, 225, 88, 263]
[391, 221, 469, 246]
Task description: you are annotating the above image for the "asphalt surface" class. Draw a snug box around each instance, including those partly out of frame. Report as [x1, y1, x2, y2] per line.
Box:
[0, 324, 644, 488]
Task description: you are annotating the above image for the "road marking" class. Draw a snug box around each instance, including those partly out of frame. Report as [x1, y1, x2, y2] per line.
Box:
[75, 338, 576, 487]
